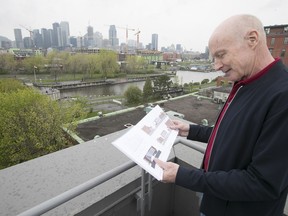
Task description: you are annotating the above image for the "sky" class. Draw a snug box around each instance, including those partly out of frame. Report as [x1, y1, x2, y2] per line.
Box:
[1, 0, 288, 52]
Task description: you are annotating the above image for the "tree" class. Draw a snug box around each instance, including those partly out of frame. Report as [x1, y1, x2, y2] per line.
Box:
[201, 78, 210, 85]
[124, 85, 142, 105]
[0, 54, 16, 74]
[126, 56, 147, 73]
[142, 77, 153, 102]
[96, 50, 119, 78]
[152, 74, 173, 99]
[0, 79, 87, 169]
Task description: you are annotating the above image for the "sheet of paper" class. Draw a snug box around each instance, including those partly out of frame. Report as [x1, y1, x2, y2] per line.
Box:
[112, 105, 178, 180]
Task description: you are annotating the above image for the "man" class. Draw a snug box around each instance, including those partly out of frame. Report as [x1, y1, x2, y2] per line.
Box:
[155, 14, 288, 216]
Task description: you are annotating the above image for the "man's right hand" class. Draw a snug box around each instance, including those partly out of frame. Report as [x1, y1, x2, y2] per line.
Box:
[170, 120, 190, 137]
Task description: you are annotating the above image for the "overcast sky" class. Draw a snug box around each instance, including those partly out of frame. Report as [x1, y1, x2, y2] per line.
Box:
[1, 0, 287, 52]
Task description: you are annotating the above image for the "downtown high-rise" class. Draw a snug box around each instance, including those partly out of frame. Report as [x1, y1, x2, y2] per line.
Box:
[151, 33, 158, 51]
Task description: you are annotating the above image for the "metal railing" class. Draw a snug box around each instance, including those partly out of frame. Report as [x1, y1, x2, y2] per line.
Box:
[17, 137, 205, 216]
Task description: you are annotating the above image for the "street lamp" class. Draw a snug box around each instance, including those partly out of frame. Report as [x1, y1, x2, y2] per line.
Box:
[33, 66, 37, 83]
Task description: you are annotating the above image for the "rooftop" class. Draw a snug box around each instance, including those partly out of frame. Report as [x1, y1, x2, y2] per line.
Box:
[76, 95, 220, 141]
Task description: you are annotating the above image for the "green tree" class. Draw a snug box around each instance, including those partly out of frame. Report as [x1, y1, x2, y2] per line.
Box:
[96, 50, 119, 78]
[124, 85, 142, 105]
[126, 56, 147, 73]
[142, 77, 153, 102]
[201, 78, 209, 85]
[0, 79, 86, 169]
[126, 56, 138, 73]
[153, 75, 173, 99]
[0, 54, 16, 74]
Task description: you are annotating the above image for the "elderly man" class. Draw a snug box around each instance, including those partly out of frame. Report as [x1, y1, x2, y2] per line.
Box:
[155, 14, 288, 216]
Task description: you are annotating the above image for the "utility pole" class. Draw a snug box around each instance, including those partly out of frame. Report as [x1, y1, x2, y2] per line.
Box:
[33, 66, 37, 83]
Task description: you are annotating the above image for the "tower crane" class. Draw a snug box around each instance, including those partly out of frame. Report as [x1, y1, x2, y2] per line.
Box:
[134, 30, 141, 49]
[19, 24, 34, 48]
[115, 26, 135, 45]
[114, 26, 136, 53]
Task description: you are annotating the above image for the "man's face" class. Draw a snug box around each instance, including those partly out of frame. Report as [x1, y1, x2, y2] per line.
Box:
[209, 35, 253, 82]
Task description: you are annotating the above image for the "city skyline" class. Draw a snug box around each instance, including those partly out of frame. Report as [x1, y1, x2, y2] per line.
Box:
[1, 0, 288, 52]
[10, 22, 162, 52]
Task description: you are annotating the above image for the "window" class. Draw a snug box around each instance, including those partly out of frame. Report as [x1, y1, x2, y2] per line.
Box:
[271, 38, 275, 45]
[284, 26, 288, 32]
[284, 37, 288, 45]
[265, 28, 270, 34]
[281, 49, 286, 57]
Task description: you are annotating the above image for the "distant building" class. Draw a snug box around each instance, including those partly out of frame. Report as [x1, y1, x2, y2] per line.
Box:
[264, 24, 288, 66]
[52, 22, 66, 48]
[94, 31, 103, 48]
[212, 86, 231, 104]
[176, 44, 183, 53]
[41, 28, 51, 49]
[33, 29, 42, 48]
[151, 33, 158, 51]
[60, 21, 70, 47]
[87, 25, 94, 47]
[109, 25, 119, 49]
[0, 36, 11, 49]
[14, 28, 24, 49]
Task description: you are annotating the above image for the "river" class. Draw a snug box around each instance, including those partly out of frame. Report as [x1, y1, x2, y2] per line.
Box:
[60, 70, 224, 98]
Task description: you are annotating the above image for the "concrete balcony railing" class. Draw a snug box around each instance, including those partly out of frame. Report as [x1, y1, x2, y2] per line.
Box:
[16, 137, 205, 216]
[2, 134, 287, 216]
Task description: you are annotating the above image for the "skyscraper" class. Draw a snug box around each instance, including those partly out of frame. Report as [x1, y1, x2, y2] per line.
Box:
[109, 25, 119, 48]
[14, 28, 24, 48]
[151, 33, 158, 51]
[41, 28, 51, 49]
[60, 21, 70, 46]
[33, 29, 42, 48]
[87, 25, 94, 47]
[52, 22, 64, 47]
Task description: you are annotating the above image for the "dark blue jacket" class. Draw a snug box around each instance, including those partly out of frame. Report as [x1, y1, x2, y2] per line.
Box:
[176, 60, 288, 216]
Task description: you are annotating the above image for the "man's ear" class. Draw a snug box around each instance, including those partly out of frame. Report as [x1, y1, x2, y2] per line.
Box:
[246, 30, 259, 49]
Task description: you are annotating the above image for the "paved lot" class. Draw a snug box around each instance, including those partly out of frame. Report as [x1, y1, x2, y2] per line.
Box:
[76, 95, 221, 141]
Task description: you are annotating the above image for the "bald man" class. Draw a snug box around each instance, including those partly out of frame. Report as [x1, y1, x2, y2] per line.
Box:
[155, 14, 288, 216]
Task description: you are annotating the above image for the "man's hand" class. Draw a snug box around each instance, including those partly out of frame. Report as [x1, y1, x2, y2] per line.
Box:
[154, 158, 179, 183]
[170, 120, 190, 137]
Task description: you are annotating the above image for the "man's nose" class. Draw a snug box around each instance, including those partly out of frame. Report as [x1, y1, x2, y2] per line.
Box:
[213, 59, 223, 71]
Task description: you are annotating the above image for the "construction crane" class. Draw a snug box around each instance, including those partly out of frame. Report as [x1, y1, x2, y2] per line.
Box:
[114, 26, 135, 53]
[134, 30, 141, 50]
[19, 24, 34, 48]
[115, 26, 135, 44]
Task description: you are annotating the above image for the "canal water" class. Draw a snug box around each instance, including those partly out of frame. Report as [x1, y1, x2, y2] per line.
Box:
[60, 70, 224, 98]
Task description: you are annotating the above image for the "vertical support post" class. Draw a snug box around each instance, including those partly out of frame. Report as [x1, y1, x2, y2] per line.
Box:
[141, 169, 146, 216]
[148, 174, 153, 211]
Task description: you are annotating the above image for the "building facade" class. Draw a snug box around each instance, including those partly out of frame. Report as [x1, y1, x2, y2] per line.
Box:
[14, 28, 24, 49]
[87, 25, 94, 47]
[60, 21, 70, 47]
[151, 33, 158, 51]
[265, 24, 288, 66]
[109, 25, 119, 49]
